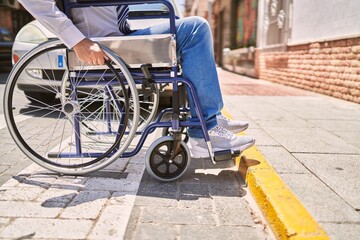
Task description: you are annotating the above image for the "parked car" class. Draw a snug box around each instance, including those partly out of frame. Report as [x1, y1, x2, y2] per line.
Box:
[0, 27, 14, 69]
[12, 1, 183, 102]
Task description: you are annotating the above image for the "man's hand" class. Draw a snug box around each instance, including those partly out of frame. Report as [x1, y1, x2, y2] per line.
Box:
[73, 38, 108, 65]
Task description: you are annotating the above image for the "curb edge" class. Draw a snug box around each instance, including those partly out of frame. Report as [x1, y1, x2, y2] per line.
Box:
[223, 110, 329, 240]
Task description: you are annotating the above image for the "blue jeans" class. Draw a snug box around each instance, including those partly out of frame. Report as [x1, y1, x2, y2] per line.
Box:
[130, 16, 224, 138]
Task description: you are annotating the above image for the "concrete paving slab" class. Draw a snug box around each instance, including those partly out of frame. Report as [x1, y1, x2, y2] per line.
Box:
[0, 218, 10, 233]
[209, 183, 246, 198]
[223, 97, 315, 128]
[60, 190, 110, 220]
[257, 146, 310, 174]
[0, 158, 32, 186]
[280, 173, 360, 223]
[294, 153, 360, 210]
[36, 188, 78, 204]
[134, 194, 178, 208]
[0, 166, 8, 174]
[308, 119, 360, 132]
[180, 225, 264, 240]
[0, 201, 62, 218]
[140, 207, 216, 225]
[265, 127, 360, 154]
[0, 187, 45, 201]
[133, 223, 178, 240]
[84, 177, 140, 192]
[178, 183, 213, 210]
[245, 128, 281, 146]
[258, 96, 360, 120]
[321, 222, 360, 240]
[249, 112, 314, 128]
[221, 100, 261, 129]
[0, 218, 93, 239]
[333, 131, 360, 148]
[178, 166, 239, 185]
[0, 154, 26, 166]
[109, 192, 137, 206]
[214, 197, 255, 226]
[17, 174, 58, 189]
[88, 205, 134, 240]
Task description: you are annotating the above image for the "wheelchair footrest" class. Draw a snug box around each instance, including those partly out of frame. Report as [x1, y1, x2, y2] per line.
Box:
[214, 149, 241, 162]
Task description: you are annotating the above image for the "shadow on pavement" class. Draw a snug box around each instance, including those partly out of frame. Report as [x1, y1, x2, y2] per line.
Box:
[11, 157, 250, 208]
[238, 156, 261, 180]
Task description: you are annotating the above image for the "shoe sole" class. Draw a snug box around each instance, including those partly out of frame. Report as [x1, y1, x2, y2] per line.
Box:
[228, 124, 249, 134]
[189, 139, 255, 159]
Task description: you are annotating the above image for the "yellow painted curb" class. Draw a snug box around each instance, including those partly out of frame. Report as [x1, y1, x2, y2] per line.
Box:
[222, 110, 329, 240]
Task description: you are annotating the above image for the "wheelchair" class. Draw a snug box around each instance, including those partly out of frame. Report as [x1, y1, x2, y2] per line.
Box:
[3, 0, 240, 182]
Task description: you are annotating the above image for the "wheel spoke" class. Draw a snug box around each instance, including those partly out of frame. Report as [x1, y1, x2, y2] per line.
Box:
[165, 141, 172, 152]
[155, 160, 166, 168]
[171, 160, 182, 168]
[154, 149, 167, 159]
[165, 164, 170, 174]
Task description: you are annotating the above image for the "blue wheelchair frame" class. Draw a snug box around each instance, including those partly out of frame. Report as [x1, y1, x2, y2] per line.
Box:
[61, 0, 218, 164]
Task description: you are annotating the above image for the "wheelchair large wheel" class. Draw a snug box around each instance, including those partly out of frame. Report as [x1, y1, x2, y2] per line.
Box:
[3, 40, 139, 174]
[145, 136, 190, 182]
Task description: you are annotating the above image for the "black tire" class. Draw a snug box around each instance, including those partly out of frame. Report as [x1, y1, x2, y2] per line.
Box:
[145, 136, 190, 182]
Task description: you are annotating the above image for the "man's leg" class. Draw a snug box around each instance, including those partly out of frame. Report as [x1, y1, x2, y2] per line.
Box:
[130, 16, 255, 157]
[130, 16, 222, 138]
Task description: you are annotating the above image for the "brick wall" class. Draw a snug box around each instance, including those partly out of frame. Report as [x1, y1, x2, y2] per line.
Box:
[257, 37, 360, 103]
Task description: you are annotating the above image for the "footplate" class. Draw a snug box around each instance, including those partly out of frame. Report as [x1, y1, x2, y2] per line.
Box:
[213, 149, 241, 162]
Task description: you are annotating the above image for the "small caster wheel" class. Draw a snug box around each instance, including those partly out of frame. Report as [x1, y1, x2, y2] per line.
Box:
[145, 136, 191, 182]
[161, 126, 189, 143]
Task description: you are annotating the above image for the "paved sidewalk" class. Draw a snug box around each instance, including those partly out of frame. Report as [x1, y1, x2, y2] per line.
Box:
[0, 139, 273, 239]
[1, 68, 359, 239]
[123, 157, 272, 240]
[219, 69, 360, 240]
[0, 114, 273, 239]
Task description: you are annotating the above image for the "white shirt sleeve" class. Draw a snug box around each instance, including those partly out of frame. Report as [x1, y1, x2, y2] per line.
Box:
[18, 0, 86, 48]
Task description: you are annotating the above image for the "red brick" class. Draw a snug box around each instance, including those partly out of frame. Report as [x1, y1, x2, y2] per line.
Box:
[349, 60, 360, 67]
[352, 45, 360, 53]
[257, 36, 360, 104]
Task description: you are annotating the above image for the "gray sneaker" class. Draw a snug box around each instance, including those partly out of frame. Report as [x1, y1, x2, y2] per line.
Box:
[217, 114, 249, 133]
[188, 124, 255, 158]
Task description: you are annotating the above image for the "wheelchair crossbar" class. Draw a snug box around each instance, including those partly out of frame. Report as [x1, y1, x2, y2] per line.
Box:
[48, 152, 104, 159]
